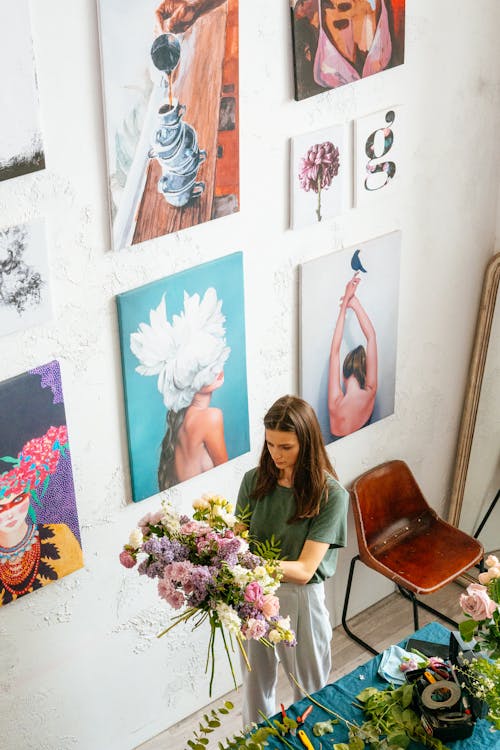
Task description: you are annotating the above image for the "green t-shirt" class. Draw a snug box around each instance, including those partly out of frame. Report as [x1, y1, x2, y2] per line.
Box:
[236, 468, 349, 584]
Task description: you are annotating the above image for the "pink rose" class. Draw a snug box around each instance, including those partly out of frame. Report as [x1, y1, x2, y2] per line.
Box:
[244, 581, 264, 605]
[119, 550, 136, 568]
[261, 594, 280, 618]
[243, 618, 268, 640]
[460, 583, 497, 621]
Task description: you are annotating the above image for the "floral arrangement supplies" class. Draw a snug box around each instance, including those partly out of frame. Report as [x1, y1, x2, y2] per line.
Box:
[119, 494, 296, 695]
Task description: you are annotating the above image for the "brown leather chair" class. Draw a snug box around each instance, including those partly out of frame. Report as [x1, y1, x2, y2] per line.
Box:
[342, 459, 484, 654]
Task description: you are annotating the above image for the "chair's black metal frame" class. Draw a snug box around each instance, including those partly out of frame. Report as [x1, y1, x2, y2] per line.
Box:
[341, 554, 460, 656]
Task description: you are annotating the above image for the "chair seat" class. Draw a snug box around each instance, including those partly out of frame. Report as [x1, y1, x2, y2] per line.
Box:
[360, 513, 483, 595]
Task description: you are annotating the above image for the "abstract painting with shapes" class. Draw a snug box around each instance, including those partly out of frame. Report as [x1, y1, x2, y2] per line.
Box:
[290, 0, 406, 101]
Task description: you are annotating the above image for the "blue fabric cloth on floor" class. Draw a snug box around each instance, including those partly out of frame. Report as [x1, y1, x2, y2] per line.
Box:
[258, 622, 500, 749]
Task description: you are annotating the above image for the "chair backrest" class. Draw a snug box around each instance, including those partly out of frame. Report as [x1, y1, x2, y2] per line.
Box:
[351, 459, 436, 556]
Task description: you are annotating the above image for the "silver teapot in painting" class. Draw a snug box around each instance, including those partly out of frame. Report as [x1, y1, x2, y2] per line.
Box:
[149, 33, 206, 208]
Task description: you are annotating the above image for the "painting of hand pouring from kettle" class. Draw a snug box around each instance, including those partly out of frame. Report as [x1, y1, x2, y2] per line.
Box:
[148, 32, 207, 207]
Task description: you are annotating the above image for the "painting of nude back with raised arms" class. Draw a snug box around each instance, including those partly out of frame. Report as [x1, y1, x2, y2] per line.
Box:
[300, 232, 401, 444]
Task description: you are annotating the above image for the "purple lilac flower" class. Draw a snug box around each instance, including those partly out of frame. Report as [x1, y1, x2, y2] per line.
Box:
[217, 537, 241, 561]
[185, 566, 213, 606]
[239, 551, 261, 570]
[137, 558, 165, 579]
[298, 141, 340, 222]
[238, 603, 265, 621]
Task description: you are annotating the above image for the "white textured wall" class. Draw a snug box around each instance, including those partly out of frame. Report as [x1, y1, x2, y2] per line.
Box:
[0, 1, 499, 749]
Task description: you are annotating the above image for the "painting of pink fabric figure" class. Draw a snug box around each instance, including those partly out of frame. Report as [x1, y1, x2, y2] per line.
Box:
[290, 0, 405, 101]
[299, 232, 401, 444]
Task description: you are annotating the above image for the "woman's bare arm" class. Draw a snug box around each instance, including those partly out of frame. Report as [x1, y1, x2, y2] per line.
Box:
[328, 277, 360, 424]
[279, 539, 330, 585]
[348, 296, 377, 392]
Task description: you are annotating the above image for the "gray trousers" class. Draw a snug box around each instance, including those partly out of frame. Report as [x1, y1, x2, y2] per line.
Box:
[240, 581, 333, 727]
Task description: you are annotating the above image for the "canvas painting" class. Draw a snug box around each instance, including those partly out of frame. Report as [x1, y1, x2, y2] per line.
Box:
[0, 1, 45, 182]
[290, 0, 406, 101]
[0, 219, 53, 337]
[98, 0, 239, 250]
[300, 232, 401, 443]
[117, 251, 250, 502]
[0, 361, 83, 607]
[354, 107, 402, 206]
[291, 124, 349, 229]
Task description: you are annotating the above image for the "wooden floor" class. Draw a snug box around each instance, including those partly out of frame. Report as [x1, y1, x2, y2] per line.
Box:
[135, 582, 465, 749]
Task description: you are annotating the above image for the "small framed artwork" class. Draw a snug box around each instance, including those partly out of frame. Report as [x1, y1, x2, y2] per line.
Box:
[354, 107, 402, 207]
[0, 361, 83, 607]
[117, 251, 250, 502]
[290, 0, 406, 101]
[291, 124, 349, 230]
[0, 0, 45, 182]
[0, 219, 53, 337]
[98, 0, 239, 250]
[299, 231, 401, 444]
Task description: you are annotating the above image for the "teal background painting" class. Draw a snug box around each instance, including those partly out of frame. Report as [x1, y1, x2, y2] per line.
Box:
[117, 252, 249, 502]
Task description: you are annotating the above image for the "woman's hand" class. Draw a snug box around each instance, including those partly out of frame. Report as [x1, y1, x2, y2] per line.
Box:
[155, 0, 226, 34]
[340, 274, 360, 307]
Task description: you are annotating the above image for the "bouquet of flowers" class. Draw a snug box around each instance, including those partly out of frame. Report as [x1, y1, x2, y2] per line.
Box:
[119, 494, 296, 695]
[457, 553, 500, 730]
[458, 553, 500, 657]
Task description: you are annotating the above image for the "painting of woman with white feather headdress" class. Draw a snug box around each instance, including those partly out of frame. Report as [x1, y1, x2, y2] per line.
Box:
[117, 252, 249, 502]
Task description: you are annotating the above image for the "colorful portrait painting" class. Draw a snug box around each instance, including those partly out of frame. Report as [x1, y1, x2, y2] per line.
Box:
[0, 0, 45, 182]
[354, 106, 402, 207]
[300, 232, 401, 443]
[98, 0, 239, 250]
[291, 123, 349, 229]
[0, 361, 83, 607]
[0, 219, 53, 337]
[290, 0, 406, 101]
[117, 252, 250, 502]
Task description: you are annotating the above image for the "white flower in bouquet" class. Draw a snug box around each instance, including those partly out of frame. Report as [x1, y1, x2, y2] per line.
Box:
[128, 528, 143, 549]
[215, 602, 242, 635]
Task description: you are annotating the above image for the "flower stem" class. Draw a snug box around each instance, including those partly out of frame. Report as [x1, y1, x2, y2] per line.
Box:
[156, 607, 198, 638]
[316, 173, 322, 222]
[289, 673, 357, 729]
[236, 633, 252, 673]
[220, 625, 238, 691]
[257, 711, 296, 750]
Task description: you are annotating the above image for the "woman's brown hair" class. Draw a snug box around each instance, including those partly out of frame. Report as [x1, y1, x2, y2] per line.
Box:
[343, 345, 366, 389]
[252, 395, 337, 522]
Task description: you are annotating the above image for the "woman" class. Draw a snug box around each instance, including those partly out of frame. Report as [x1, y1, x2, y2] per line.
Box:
[235, 395, 348, 726]
[130, 287, 230, 490]
[328, 274, 377, 437]
[158, 369, 228, 489]
[0, 425, 83, 607]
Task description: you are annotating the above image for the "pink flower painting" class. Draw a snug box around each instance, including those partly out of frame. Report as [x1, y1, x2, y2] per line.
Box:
[291, 124, 348, 229]
[299, 141, 340, 222]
